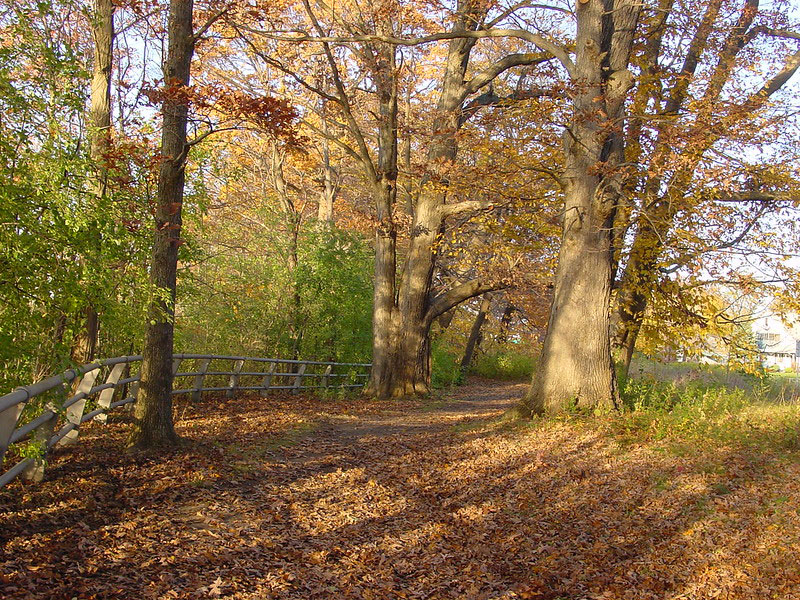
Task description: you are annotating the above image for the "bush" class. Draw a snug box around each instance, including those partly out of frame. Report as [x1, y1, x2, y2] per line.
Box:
[611, 375, 800, 450]
[470, 348, 535, 380]
[431, 343, 463, 389]
[176, 225, 373, 363]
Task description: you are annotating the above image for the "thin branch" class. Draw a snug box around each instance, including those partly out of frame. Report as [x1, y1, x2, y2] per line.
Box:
[192, 4, 232, 43]
[239, 26, 575, 75]
[485, 1, 572, 28]
[234, 30, 341, 103]
[299, 0, 377, 178]
[300, 118, 364, 166]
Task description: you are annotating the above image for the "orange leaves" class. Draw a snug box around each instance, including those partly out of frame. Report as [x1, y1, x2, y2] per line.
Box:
[3, 381, 800, 598]
[144, 80, 302, 145]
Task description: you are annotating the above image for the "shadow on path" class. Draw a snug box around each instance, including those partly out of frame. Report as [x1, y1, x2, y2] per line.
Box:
[2, 378, 799, 600]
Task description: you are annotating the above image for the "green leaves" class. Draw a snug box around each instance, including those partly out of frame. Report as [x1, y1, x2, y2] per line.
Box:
[175, 222, 373, 363]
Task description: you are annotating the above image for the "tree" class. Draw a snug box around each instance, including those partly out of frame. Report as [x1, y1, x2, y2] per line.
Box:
[70, 0, 115, 368]
[521, 0, 641, 415]
[460, 293, 492, 374]
[128, 0, 199, 448]
[240, 0, 567, 398]
[612, 0, 800, 378]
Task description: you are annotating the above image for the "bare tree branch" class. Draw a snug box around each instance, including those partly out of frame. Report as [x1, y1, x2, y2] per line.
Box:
[238, 26, 575, 75]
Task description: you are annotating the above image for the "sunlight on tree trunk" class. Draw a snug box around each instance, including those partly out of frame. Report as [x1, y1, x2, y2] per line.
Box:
[70, 0, 114, 368]
[128, 0, 195, 449]
[523, 0, 640, 415]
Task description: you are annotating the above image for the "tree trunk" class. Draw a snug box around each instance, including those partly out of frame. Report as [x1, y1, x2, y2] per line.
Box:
[522, 0, 640, 415]
[128, 0, 195, 449]
[496, 303, 514, 344]
[317, 121, 337, 223]
[270, 143, 303, 360]
[461, 294, 491, 374]
[71, 0, 114, 367]
[525, 177, 619, 414]
[70, 306, 99, 366]
[367, 4, 487, 398]
[613, 217, 663, 376]
[89, 0, 114, 197]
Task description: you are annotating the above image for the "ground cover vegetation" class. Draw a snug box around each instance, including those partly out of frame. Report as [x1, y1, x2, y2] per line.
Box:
[2, 0, 800, 595]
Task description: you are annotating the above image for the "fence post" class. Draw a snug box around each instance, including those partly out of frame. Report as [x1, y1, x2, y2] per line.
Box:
[260, 363, 277, 397]
[172, 358, 183, 377]
[22, 402, 58, 483]
[227, 359, 245, 398]
[322, 365, 332, 389]
[95, 363, 126, 423]
[293, 363, 307, 393]
[0, 402, 24, 465]
[126, 380, 140, 412]
[193, 358, 212, 402]
[58, 369, 100, 447]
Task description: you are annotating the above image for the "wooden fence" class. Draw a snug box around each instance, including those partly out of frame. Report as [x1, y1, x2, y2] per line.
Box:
[0, 354, 371, 489]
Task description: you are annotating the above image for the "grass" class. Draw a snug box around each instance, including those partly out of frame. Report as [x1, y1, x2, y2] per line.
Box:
[600, 359, 800, 455]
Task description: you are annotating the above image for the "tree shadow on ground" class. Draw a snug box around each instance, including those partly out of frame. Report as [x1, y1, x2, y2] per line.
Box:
[1, 381, 799, 599]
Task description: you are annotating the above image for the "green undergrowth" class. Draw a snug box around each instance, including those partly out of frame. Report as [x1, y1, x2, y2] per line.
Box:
[487, 368, 800, 461]
[605, 377, 800, 454]
[431, 344, 463, 389]
[470, 348, 535, 380]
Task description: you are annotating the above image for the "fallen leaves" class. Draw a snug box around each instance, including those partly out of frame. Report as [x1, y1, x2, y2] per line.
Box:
[0, 381, 799, 599]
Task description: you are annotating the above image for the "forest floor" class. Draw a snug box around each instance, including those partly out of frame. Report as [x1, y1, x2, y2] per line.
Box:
[2, 378, 800, 599]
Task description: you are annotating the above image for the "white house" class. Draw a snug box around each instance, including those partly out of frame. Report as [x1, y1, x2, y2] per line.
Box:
[752, 314, 800, 370]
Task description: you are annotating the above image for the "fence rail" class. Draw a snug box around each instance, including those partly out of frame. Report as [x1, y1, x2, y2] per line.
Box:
[0, 354, 371, 489]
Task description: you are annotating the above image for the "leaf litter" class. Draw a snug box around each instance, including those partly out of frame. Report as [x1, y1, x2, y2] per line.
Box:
[1, 380, 799, 599]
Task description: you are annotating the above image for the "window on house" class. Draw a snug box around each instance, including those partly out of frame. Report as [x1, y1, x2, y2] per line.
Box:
[756, 332, 780, 343]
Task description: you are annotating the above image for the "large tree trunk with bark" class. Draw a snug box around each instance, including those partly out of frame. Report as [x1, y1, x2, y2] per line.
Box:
[364, 28, 401, 398]
[526, 177, 619, 414]
[366, 179, 400, 398]
[522, 0, 640, 415]
[128, 0, 195, 449]
[367, 3, 494, 398]
[71, 0, 114, 367]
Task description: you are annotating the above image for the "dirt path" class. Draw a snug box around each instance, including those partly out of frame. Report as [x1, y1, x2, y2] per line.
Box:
[4, 378, 800, 600]
[1, 379, 531, 600]
[280, 379, 524, 467]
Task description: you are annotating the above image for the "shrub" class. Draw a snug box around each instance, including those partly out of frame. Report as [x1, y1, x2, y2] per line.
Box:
[611, 375, 800, 450]
[431, 343, 463, 389]
[470, 348, 535, 380]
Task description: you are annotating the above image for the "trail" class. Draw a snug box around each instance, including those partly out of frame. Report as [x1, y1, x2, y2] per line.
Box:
[278, 379, 523, 471]
[3, 378, 799, 600]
